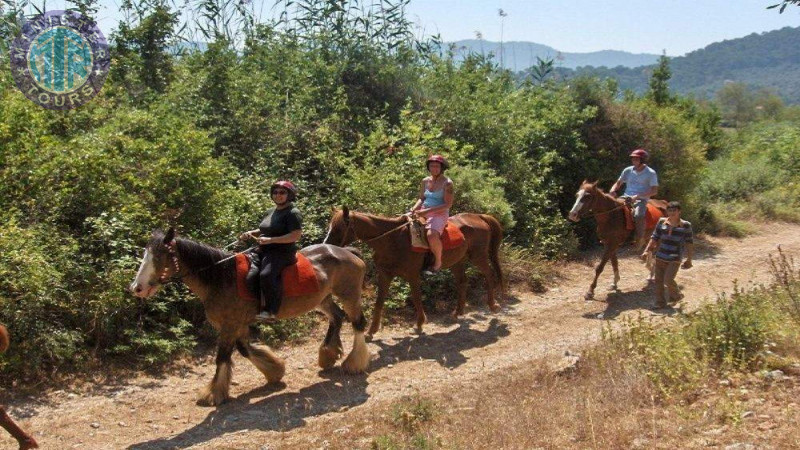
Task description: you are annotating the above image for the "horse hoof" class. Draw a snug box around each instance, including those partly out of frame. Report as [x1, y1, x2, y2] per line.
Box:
[196, 392, 226, 407]
[411, 326, 424, 335]
[584, 292, 594, 300]
[318, 346, 340, 370]
[365, 333, 373, 342]
[489, 303, 501, 313]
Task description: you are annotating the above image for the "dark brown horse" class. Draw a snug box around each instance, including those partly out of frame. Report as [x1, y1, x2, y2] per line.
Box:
[567, 180, 666, 300]
[0, 325, 39, 450]
[130, 228, 370, 406]
[323, 208, 504, 336]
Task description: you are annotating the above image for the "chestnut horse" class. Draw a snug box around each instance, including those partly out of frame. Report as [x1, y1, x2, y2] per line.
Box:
[0, 325, 39, 449]
[130, 228, 370, 406]
[568, 180, 666, 300]
[324, 208, 504, 336]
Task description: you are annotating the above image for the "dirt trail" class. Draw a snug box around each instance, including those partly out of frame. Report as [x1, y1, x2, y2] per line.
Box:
[2, 223, 799, 450]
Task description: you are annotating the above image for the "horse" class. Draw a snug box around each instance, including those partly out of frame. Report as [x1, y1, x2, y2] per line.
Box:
[323, 207, 504, 337]
[0, 325, 39, 450]
[129, 228, 370, 406]
[567, 180, 666, 300]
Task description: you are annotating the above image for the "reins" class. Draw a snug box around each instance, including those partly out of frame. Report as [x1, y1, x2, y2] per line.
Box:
[578, 202, 627, 220]
[333, 211, 412, 247]
[158, 239, 256, 285]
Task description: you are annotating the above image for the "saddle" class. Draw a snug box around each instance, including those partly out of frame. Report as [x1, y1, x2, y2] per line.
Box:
[621, 198, 666, 231]
[235, 252, 320, 302]
[410, 217, 466, 253]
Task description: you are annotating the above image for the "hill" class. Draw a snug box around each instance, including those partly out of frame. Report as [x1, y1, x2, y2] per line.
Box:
[451, 39, 662, 70]
[550, 26, 800, 103]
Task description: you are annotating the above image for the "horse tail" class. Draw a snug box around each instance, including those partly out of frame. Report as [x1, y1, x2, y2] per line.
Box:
[0, 324, 9, 354]
[480, 214, 505, 297]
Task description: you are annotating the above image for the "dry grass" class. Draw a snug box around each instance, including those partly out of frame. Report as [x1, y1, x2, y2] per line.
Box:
[302, 346, 800, 450]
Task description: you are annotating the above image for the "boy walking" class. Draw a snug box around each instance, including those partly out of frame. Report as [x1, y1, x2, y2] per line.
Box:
[641, 201, 694, 308]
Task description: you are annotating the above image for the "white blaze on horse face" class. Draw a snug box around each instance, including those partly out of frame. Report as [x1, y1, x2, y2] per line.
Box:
[130, 249, 158, 297]
[568, 189, 586, 222]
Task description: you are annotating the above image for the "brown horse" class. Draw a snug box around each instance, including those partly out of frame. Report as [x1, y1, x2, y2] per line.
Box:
[323, 208, 504, 336]
[130, 228, 370, 406]
[0, 325, 39, 449]
[567, 180, 666, 300]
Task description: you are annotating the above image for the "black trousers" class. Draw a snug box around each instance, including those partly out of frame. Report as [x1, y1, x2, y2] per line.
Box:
[258, 248, 297, 314]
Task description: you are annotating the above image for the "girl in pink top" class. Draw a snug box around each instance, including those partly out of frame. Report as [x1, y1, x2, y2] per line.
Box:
[410, 155, 454, 273]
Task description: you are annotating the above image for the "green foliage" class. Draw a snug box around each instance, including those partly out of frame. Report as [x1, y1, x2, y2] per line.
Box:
[694, 121, 800, 227]
[605, 271, 800, 400]
[648, 53, 673, 106]
[111, 3, 180, 98]
[687, 287, 773, 370]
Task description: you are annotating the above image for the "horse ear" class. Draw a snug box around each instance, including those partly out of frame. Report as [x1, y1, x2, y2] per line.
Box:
[163, 227, 175, 244]
[342, 206, 350, 221]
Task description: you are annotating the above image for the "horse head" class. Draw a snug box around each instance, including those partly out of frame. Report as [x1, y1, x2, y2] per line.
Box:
[130, 227, 178, 298]
[323, 206, 357, 247]
[568, 180, 600, 222]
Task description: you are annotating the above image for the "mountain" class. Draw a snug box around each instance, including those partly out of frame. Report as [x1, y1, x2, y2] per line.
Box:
[450, 39, 663, 70]
[551, 26, 800, 103]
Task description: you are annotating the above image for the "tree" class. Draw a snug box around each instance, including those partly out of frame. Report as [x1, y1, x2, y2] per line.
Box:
[648, 52, 672, 105]
[530, 56, 554, 84]
[768, 1, 800, 13]
[716, 82, 756, 128]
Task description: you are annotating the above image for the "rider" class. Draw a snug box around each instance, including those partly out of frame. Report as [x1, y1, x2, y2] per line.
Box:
[410, 155, 454, 275]
[609, 149, 659, 247]
[239, 180, 303, 322]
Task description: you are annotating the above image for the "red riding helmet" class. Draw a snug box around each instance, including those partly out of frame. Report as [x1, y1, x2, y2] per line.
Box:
[629, 149, 649, 162]
[426, 154, 449, 171]
[271, 180, 297, 201]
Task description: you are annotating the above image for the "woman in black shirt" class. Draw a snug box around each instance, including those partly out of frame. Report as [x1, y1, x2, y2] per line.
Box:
[240, 180, 303, 321]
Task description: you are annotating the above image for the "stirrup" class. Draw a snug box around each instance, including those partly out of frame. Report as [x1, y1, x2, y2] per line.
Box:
[255, 311, 277, 322]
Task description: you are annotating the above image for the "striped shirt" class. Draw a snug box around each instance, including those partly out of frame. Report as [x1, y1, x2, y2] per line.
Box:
[651, 218, 693, 262]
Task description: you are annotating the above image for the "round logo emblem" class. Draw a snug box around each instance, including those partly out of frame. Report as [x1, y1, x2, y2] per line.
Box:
[9, 10, 110, 110]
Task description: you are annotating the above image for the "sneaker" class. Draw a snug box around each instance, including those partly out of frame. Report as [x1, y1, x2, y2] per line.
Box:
[422, 266, 440, 276]
[255, 311, 278, 322]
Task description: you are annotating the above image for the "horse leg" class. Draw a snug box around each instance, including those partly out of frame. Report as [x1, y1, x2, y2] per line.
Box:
[469, 252, 501, 313]
[338, 282, 370, 374]
[315, 296, 345, 370]
[197, 338, 235, 406]
[0, 407, 38, 449]
[609, 253, 620, 291]
[586, 246, 614, 300]
[367, 270, 391, 339]
[235, 339, 285, 384]
[451, 260, 468, 318]
[409, 276, 427, 334]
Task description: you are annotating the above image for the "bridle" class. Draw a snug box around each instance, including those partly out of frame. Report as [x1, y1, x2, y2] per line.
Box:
[157, 239, 183, 284]
[575, 191, 627, 221]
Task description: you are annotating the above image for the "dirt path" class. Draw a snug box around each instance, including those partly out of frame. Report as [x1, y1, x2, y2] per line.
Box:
[2, 223, 798, 450]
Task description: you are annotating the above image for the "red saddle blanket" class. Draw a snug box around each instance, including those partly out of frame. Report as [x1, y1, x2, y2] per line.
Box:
[411, 221, 466, 253]
[623, 203, 664, 231]
[235, 252, 320, 301]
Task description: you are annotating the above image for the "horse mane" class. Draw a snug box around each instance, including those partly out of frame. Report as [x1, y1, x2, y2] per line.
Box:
[582, 182, 624, 207]
[149, 231, 237, 287]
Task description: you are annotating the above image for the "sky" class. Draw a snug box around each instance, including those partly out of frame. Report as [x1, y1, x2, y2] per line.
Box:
[39, 0, 800, 56]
